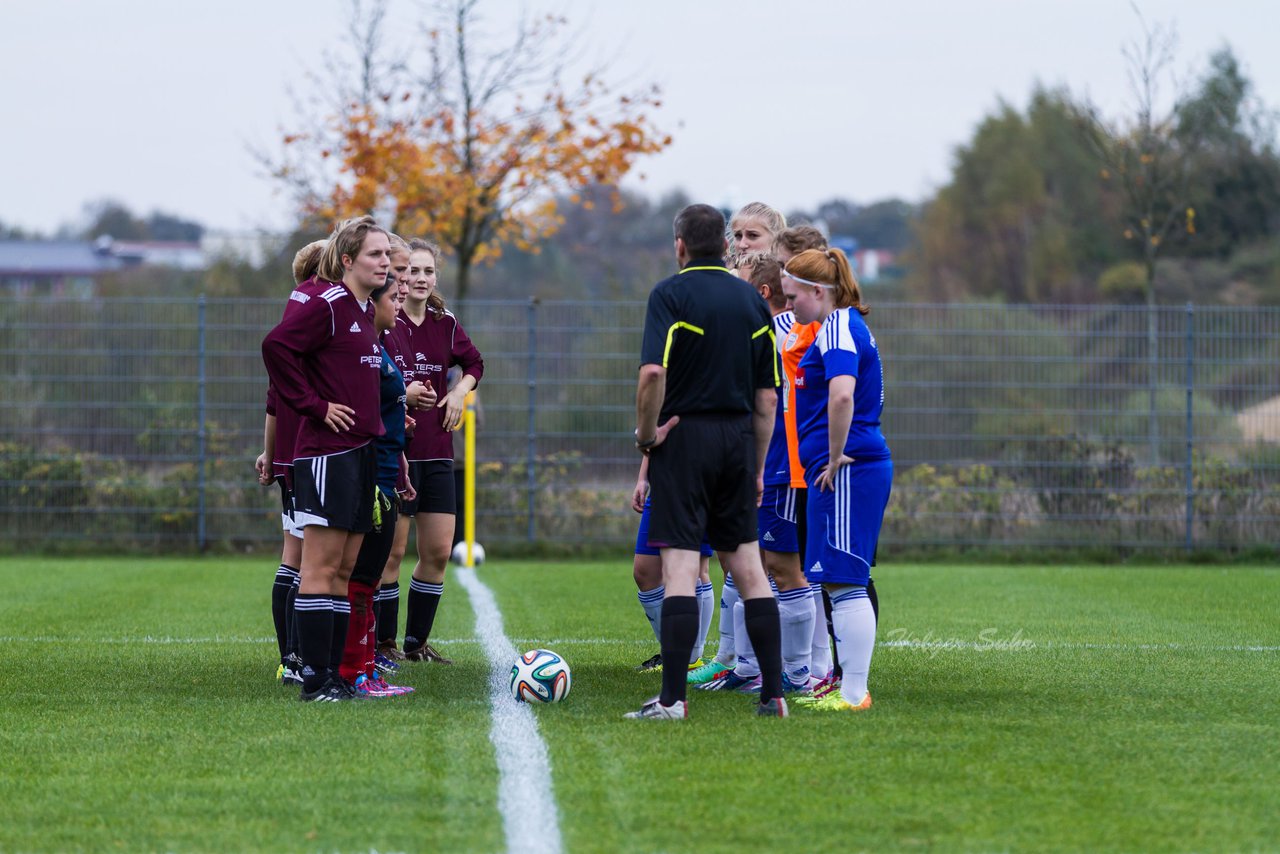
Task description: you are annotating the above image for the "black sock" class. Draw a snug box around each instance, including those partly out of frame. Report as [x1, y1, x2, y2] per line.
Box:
[294, 594, 333, 693]
[658, 596, 699, 707]
[867, 577, 879, 622]
[329, 596, 351, 682]
[271, 564, 297, 663]
[285, 577, 300, 660]
[404, 579, 443, 650]
[744, 597, 783, 703]
[376, 582, 400, 647]
[822, 587, 842, 680]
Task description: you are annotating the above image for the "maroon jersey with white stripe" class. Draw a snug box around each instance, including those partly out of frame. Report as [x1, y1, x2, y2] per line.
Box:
[262, 279, 385, 459]
[265, 278, 330, 473]
[264, 383, 298, 479]
[383, 315, 412, 374]
[399, 307, 484, 462]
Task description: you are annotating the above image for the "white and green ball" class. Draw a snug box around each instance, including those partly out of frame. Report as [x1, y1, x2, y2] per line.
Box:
[510, 649, 571, 703]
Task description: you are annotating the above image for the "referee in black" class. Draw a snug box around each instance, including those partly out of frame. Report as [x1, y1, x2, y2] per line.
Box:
[626, 203, 788, 720]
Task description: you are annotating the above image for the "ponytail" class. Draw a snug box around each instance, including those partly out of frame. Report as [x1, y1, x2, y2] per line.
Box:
[784, 247, 869, 316]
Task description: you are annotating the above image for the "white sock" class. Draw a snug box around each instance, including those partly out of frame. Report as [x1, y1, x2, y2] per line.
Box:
[830, 585, 876, 703]
[777, 585, 814, 685]
[732, 598, 759, 678]
[637, 585, 664, 646]
[715, 577, 739, 666]
[693, 581, 714, 664]
[808, 583, 832, 680]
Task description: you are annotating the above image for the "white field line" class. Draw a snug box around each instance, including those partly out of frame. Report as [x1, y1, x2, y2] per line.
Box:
[455, 567, 563, 854]
[0, 636, 1275, 654]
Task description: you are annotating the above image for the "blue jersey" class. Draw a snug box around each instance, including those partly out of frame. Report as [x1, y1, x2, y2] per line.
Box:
[795, 308, 890, 470]
[761, 310, 795, 486]
[375, 343, 408, 493]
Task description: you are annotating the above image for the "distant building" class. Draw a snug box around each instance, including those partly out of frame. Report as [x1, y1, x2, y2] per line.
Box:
[201, 232, 287, 268]
[830, 235, 895, 283]
[110, 239, 206, 271]
[1237, 395, 1280, 444]
[0, 232, 275, 299]
[0, 240, 122, 298]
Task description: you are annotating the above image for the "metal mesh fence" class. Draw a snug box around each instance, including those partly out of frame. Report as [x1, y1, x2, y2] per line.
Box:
[1, 296, 1276, 554]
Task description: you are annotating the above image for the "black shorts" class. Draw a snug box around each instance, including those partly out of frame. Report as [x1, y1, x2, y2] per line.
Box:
[647, 414, 758, 552]
[400, 460, 455, 516]
[351, 488, 398, 586]
[292, 443, 377, 533]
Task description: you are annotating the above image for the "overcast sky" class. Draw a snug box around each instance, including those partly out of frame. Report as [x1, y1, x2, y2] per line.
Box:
[3, 0, 1278, 235]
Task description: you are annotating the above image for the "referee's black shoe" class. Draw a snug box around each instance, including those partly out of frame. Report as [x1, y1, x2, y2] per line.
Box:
[299, 678, 350, 703]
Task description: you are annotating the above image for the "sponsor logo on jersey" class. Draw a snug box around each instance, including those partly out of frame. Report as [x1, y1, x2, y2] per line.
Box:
[795, 367, 806, 388]
[415, 352, 427, 363]
[289, 290, 310, 304]
[415, 362, 444, 374]
[349, 321, 362, 333]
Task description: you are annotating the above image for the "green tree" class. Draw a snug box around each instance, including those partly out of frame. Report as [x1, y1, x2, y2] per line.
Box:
[909, 87, 1122, 302]
[83, 200, 149, 240]
[796, 198, 917, 251]
[1174, 48, 1280, 259]
[146, 212, 205, 243]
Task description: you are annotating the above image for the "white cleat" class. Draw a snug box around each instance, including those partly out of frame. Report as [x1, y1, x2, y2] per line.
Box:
[623, 696, 688, 720]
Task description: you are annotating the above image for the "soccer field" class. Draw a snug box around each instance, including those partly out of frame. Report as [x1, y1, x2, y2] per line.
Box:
[1, 557, 1276, 853]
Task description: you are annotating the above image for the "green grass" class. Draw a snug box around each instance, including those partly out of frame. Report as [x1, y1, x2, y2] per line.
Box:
[1, 558, 1277, 852]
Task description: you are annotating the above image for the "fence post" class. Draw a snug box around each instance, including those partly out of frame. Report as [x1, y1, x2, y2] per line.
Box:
[197, 295, 208, 552]
[1183, 302, 1194, 553]
[1147, 295, 1160, 465]
[526, 297, 538, 543]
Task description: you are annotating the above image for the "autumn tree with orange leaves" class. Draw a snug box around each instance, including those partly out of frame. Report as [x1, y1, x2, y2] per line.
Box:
[272, 0, 671, 303]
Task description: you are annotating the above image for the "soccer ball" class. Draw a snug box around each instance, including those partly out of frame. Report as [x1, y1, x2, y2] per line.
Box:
[451, 541, 486, 566]
[510, 649, 571, 703]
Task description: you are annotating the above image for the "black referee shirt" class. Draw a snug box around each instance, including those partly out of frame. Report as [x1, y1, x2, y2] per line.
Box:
[640, 256, 778, 420]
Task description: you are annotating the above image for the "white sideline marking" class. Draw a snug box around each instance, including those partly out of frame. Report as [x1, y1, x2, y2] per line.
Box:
[878, 639, 1280, 653]
[0, 636, 1274, 654]
[455, 567, 563, 854]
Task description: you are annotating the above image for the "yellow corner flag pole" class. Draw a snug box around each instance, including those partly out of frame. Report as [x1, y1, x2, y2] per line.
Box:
[463, 390, 477, 567]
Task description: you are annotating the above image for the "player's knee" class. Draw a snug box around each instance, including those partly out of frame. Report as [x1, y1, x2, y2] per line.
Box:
[421, 539, 451, 569]
[633, 555, 662, 589]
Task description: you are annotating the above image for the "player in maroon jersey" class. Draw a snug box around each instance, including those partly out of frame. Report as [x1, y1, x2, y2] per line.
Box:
[388, 238, 484, 664]
[262, 215, 391, 702]
[371, 237, 434, 665]
[256, 239, 327, 685]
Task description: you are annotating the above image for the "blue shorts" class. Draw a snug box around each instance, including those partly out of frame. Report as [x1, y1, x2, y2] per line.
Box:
[758, 484, 800, 553]
[803, 460, 893, 586]
[636, 497, 713, 557]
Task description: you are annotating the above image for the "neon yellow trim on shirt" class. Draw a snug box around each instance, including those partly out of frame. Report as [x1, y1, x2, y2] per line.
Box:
[680, 266, 732, 274]
[663, 321, 705, 368]
[757, 327, 780, 386]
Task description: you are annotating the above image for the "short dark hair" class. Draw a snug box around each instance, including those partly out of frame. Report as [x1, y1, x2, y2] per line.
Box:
[370, 275, 394, 303]
[673, 204, 726, 259]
